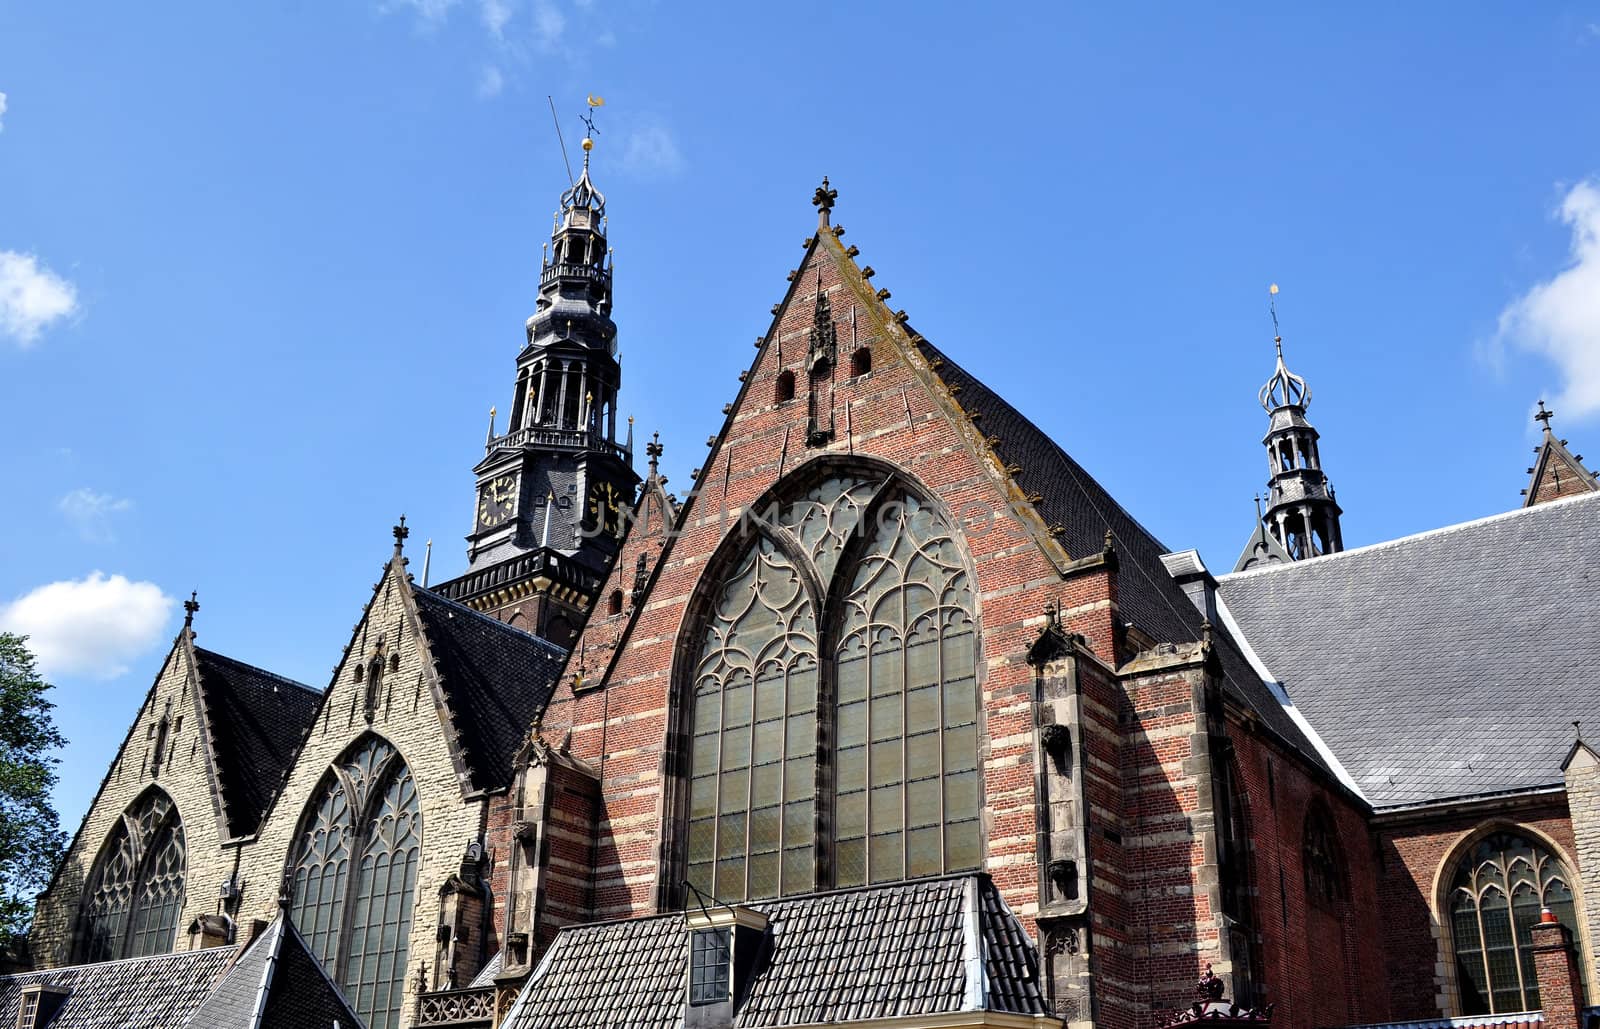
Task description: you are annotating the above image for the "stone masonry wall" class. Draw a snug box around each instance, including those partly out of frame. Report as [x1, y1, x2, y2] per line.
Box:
[30, 634, 243, 967]
[236, 558, 491, 1027]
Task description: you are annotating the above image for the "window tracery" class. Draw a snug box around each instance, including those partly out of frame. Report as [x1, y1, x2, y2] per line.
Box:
[1448, 830, 1580, 1015]
[685, 469, 982, 902]
[76, 791, 186, 962]
[288, 736, 421, 1029]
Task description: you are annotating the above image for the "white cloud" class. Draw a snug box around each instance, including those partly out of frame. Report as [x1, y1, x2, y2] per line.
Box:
[1495, 180, 1600, 420]
[0, 573, 174, 680]
[477, 65, 505, 98]
[0, 250, 78, 347]
[58, 488, 133, 544]
[622, 123, 685, 177]
[0, 92, 8, 133]
[531, 0, 566, 51]
[480, 0, 513, 37]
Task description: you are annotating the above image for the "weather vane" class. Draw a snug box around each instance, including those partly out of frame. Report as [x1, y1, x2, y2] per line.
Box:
[1268, 283, 1282, 352]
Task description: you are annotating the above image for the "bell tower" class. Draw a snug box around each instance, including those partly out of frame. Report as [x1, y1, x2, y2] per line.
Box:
[431, 128, 639, 644]
[1234, 287, 1343, 570]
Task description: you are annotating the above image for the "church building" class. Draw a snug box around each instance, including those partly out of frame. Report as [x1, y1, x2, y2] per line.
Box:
[11, 140, 1600, 1029]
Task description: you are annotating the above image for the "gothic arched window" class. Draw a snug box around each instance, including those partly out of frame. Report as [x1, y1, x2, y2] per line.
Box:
[1448, 830, 1581, 1016]
[683, 469, 981, 903]
[76, 790, 186, 962]
[288, 736, 422, 1029]
[1303, 801, 1346, 905]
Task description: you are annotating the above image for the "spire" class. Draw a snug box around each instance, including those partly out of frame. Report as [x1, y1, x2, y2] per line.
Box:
[1235, 285, 1344, 570]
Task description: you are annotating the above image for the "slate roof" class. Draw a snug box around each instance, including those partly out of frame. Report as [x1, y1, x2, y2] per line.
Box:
[191, 647, 321, 839]
[410, 586, 569, 793]
[0, 947, 233, 1029]
[1217, 492, 1600, 808]
[185, 915, 363, 1029]
[499, 874, 1052, 1029]
[912, 335, 1328, 771]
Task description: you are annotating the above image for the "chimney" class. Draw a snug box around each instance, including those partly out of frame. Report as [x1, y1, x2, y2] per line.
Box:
[1529, 909, 1583, 1029]
[683, 905, 769, 1029]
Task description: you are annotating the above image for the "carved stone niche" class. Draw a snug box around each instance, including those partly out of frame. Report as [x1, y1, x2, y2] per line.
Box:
[1040, 917, 1091, 1023]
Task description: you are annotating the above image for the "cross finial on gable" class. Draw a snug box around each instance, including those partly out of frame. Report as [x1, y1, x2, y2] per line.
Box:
[183, 591, 199, 630]
[646, 430, 664, 476]
[813, 176, 838, 230]
[1536, 400, 1555, 435]
[393, 515, 409, 558]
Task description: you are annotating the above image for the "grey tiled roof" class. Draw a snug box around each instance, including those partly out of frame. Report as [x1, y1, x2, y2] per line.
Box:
[1218, 492, 1600, 808]
[0, 947, 233, 1029]
[500, 874, 1051, 1029]
[192, 648, 321, 838]
[186, 915, 363, 1029]
[410, 587, 569, 793]
[912, 337, 1327, 771]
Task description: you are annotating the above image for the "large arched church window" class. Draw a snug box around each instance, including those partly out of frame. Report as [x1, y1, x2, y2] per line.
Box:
[684, 469, 981, 903]
[1448, 830, 1581, 1015]
[75, 789, 186, 962]
[288, 736, 422, 1029]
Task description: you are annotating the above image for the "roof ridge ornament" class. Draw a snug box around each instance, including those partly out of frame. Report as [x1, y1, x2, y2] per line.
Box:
[813, 176, 838, 230]
[1536, 399, 1556, 435]
[1258, 283, 1312, 412]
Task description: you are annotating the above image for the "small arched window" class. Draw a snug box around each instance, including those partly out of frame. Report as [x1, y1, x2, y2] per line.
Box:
[1303, 801, 1346, 905]
[850, 346, 872, 377]
[1448, 830, 1581, 1015]
[288, 737, 422, 1029]
[775, 370, 796, 403]
[607, 589, 625, 616]
[76, 790, 186, 962]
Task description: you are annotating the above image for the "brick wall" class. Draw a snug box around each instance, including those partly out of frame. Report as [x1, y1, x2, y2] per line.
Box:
[1228, 722, 1387, 1029]
[1376, 799, 1579, 1020]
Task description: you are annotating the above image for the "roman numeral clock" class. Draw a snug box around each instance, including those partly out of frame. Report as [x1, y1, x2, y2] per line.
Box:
[476, 473, 519, 531]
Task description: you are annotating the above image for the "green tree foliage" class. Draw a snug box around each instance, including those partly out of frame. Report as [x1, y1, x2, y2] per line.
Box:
[0, 634, 67, 946]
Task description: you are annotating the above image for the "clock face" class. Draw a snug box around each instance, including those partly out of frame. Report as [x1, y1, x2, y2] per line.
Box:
[476, 474, 518, 531]
[586, 481, 625, 539]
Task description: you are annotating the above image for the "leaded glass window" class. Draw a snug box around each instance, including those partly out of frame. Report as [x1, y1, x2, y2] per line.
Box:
[684, 470, 982, 902]
[1448, 831, 1580, 1015]
[76, 791, 186, 962]
[834, 493, 979, 887]
[288, 737, 422, 1029]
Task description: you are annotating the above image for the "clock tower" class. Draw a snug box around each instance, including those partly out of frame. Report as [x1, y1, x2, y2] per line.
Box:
[431, 135, 640, 645]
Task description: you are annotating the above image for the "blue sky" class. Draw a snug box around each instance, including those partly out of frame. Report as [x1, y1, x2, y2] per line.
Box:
[3, 2, 1599, 830]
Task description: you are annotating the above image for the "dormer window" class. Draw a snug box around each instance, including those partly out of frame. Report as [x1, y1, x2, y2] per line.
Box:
[15, 985, 69, 1029]
[689, 928, 730, 1005]
[683, 905, 767, 1027]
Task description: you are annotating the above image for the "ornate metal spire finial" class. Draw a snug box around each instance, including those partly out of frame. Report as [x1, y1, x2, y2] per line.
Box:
[558, 97, 607, 216]
[813, 176, 838, 230]
[183, 591, 199, 630]
[1536, 400, 1555, 435]
[393, 515, 409, 557]
[1258, 283, 1312, 412]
